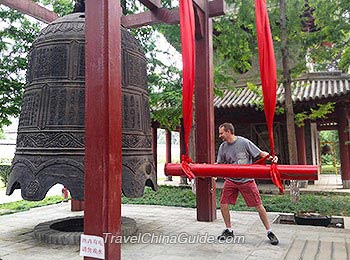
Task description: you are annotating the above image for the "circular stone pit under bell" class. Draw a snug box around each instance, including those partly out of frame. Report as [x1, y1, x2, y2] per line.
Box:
[33, 216, 137, 245]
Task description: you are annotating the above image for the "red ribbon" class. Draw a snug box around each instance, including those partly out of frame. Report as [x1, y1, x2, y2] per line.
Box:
[179, 0, 195, 175]
[178, 0, 283, 191]
[255, 0, 283, 193]
[181, 155, 195, 180]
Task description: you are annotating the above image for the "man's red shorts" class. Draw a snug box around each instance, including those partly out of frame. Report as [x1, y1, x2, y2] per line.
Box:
[220, 179, 262, 207]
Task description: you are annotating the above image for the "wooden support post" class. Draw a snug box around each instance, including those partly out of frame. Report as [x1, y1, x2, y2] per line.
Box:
[0, 0, 58, 23]
[71, 199, 84, 211]
[165, 129, 172, 181]
[165, 130, 172, 163]
[296, 126, 307, 165]
[337, 106, 350, 188]
[194, 1, 216, 222]
[84, 0, 122, 259]
[296, 125, 308, 187]
[139, 0, 161, 10]
[121, 0, 225, 28]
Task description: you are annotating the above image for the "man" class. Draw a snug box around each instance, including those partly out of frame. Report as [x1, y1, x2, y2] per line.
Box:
[217, 122, 279, 245]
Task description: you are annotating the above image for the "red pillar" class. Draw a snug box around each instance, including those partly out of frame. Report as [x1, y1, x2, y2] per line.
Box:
[337, 106, 350, 188]
[165, 130, 172, 181]
[296, 125, 308, 187]
[84, 0, 122, 259]
[195, 2, 216, 221]
[296, 125, 307, 165]
[165, 130, 172, 163]
[71, 199, 84, 211]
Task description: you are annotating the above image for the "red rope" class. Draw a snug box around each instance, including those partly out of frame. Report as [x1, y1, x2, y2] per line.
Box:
[181, 155, 195, 180]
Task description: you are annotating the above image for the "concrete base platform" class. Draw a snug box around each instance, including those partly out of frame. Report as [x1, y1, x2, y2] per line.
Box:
[1, 203, 349, 260]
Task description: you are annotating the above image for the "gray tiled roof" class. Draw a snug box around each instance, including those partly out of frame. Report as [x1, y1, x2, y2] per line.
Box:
[214, 71, 350, 109]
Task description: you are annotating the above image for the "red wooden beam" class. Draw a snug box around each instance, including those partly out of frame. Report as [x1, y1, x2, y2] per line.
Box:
[122, 8, 179, 28]
[121, 0, 225, 28]
[164, 164, 319, 180]
[194, 2, 216, 222]
[84, 0, 122, 259]
[193, 0, 205, 13]
[0, 0, 59, 23]
[337, 106, 350, 188]
[296, 126, 307, 165]
[194, 5, 205, 39]
[193, 0, 225, 15]
[71, 199, 84, 212]
[139, 0, 161, 10]
[165, 130, 172, 163]
[208, 0, 226, 18]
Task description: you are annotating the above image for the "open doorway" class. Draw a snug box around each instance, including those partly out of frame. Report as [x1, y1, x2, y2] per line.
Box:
[318, 130, 342, 185]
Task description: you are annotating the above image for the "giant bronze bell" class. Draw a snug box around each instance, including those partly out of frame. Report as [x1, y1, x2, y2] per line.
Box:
[6, 12, 157, 201]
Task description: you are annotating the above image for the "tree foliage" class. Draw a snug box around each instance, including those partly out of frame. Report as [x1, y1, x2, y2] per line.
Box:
[1, 0, 350, 131]
[319, 130, 340, 165]
[0, 7, 40, 128]
[209, 0, 350, 86]
[306, 0, 350, 72]
[0, 1, 74, 129]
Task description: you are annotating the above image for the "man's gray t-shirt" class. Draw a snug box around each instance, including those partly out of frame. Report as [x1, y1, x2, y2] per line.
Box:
[217, 136, 262, 183]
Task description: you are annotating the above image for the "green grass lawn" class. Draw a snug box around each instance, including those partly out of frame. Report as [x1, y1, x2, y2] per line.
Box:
[0, 195, 66, 216]
[321, 165, 341, 174]
[1, 186, 349, 216]
[123, 186, 350, 216]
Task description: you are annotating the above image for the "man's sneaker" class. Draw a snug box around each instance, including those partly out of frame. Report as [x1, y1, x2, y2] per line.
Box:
[217, 229, 234, 241]
[267, 231, 279, 245]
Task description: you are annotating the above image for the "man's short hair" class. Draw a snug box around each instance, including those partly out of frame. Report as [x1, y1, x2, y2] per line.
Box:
[219, 123, 235, 134]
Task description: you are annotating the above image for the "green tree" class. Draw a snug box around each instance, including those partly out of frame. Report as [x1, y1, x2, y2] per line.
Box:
[0, 128, 5, 139]
[0, 1, 74, 130]
[0, 0, 182, 131]
[320, 130, 340, 165]
[306, 0, 350, 72]
[0, 7, 40, 128]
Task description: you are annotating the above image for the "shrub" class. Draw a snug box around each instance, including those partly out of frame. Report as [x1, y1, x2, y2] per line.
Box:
[0, 164, 11, 187]
[321, 165, 340, 174]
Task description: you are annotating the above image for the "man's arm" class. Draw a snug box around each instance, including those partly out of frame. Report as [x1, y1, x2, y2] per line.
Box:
[259, 151, 278, 163]
[217, 143, 223, 163]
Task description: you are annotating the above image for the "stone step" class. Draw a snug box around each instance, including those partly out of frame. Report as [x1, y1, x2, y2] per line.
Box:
[284, 239, 349, 260]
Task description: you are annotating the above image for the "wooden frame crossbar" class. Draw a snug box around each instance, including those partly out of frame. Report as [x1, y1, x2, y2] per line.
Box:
[0, 0, 58, 23]
[123, 0, 225, 28]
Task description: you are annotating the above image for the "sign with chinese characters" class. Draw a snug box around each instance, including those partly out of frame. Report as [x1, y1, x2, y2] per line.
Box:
[80, 234, 105, 259]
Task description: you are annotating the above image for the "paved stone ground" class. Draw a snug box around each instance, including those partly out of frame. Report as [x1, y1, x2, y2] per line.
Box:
[1, 203, 349, 260]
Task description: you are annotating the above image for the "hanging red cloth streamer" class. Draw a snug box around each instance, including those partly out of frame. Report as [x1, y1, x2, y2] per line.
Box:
[254, 0, 283, 193]
[179, 0, 196, 179]
[172, 0, 315, 191]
